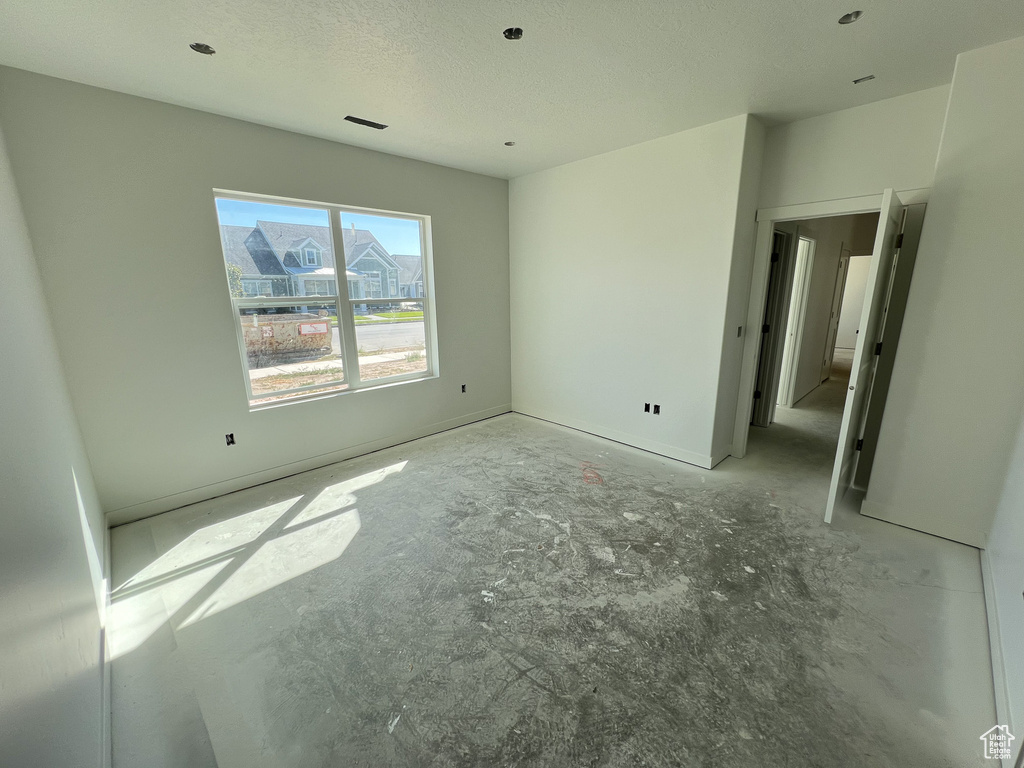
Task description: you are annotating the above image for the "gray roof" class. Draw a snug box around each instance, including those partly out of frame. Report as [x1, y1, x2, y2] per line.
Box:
[342, 226, 385, 255]
[392, 254, 423, 285]
[256, 221, 336, 273]
[219, 225, 288, 277]
[218, 221, 394, 278]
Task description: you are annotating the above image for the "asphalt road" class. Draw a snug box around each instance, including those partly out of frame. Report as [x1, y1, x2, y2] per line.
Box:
[332, 321, 425, 353]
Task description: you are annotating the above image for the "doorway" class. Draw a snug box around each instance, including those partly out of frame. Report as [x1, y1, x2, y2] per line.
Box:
[732, 190, 927, 523]
[746, 213, 877, 429]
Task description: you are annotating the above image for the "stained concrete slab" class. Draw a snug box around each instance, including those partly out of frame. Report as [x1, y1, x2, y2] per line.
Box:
[110, 360, 996, 767]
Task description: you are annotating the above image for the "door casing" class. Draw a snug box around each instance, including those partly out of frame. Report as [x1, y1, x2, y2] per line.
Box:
[731, 189, 931, 520]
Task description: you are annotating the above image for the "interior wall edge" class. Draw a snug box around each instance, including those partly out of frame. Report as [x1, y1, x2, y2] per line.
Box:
[101, 523, 112, 768]
[709, 114, 767, 460]
[980, 549, 1013, 735]
[106, 404, 511, 527]
[0, 119, 107, 768]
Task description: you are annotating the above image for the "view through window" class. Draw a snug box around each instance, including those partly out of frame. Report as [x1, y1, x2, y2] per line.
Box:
[214, 194, 433, 406]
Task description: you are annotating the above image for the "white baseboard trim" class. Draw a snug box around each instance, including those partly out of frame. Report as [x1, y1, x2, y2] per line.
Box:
[514, 408, 714, 469]
[106, 404, 512, 526]
[981, 549, 1014, 744]
[859, 498, 987, 548]
[710, 446, 733, 468]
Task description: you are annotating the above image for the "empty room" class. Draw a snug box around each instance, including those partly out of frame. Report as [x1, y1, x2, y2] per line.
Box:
[2, 1, 1023, 766]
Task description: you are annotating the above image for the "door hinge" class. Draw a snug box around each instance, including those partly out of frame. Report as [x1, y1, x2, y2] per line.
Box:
[855, 439, 864, 451]
[753, 390, 762, 400]
[874, 342, 883, 356]
[762, 324, 770, 334]
[895, 233, 904, 249]
[771, 252, 780, 263]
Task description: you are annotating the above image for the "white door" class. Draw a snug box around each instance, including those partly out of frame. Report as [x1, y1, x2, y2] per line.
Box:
[778, 237, 814, 408]
[824, 189, 903, 523]
[821, 250, 849, 382]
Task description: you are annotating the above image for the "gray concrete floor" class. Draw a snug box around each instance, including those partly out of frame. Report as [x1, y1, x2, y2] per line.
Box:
[110, 358, 997, 767]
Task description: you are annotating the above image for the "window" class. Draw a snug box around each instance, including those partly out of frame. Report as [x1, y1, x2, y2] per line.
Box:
[241, 279, 274, 297]
[214, 193, 435, 406]
[304, 279, 334, 296]
[365, 271, 382, 298]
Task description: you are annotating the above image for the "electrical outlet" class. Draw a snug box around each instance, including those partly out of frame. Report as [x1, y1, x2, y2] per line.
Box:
[653, 404, 661, 415]
[461, 384, 467, 393]
[225, 433, 235, 446]
[644, 403, 651, 413]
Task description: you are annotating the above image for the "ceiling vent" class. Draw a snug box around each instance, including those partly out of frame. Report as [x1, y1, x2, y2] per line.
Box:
[344, 115, 388, 130]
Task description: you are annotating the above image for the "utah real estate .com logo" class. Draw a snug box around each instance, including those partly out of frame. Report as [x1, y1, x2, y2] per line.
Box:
[980, 725, 1015, 761]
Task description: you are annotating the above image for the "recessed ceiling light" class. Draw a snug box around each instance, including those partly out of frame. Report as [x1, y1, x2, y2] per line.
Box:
[504, 141, 516, 146]
[344, 115, 388, 130]
[189, 42, 216, 55]
[838, 11, 863, 24]
[853, 74, 876, 84]
[503, 27, 524, 40]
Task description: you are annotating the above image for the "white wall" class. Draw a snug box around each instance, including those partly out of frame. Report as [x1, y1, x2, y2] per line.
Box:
[0, 67, 511, 524]
[863, 36, 1024, 548]
[759, 86, 949, 210]
[510, 114, 763, 467]
[0, 124, 107, 766]
[835, 255, 871, 349]
[987, 414, 1024, 738]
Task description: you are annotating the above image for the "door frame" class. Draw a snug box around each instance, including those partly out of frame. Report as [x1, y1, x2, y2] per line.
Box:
[751, 226, 798, 428]
[731, 190, 929, 461]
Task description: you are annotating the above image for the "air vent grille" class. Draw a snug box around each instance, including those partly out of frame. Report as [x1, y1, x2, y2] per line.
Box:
[344, 115, 388, 130]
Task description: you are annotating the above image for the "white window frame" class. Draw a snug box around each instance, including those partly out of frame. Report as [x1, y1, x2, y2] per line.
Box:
[215, 190, 438, 408]
[303, 247, 321, 267]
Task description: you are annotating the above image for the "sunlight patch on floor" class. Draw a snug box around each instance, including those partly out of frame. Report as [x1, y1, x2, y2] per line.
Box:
[109, 461, 407, 658]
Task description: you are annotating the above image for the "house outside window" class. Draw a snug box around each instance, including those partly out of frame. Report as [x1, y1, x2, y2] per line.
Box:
[214, 192, 435, 407]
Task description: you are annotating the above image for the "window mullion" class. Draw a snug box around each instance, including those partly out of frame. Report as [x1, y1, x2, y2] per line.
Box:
[328, 209, 361, 388]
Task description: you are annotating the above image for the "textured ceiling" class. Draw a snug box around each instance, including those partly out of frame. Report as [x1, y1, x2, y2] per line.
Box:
[2, 0, 1024, 178]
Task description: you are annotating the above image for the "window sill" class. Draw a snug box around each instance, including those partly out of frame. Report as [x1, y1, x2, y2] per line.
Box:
[248, 370, 439, 412]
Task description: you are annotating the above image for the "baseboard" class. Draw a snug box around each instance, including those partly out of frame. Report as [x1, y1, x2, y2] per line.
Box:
[981, 549, 1014, 744]
[710, 447, 733, 468]
[859, 498, 987, 548]
[106, 404, 512, 526]
[513, 407, 714, 469]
